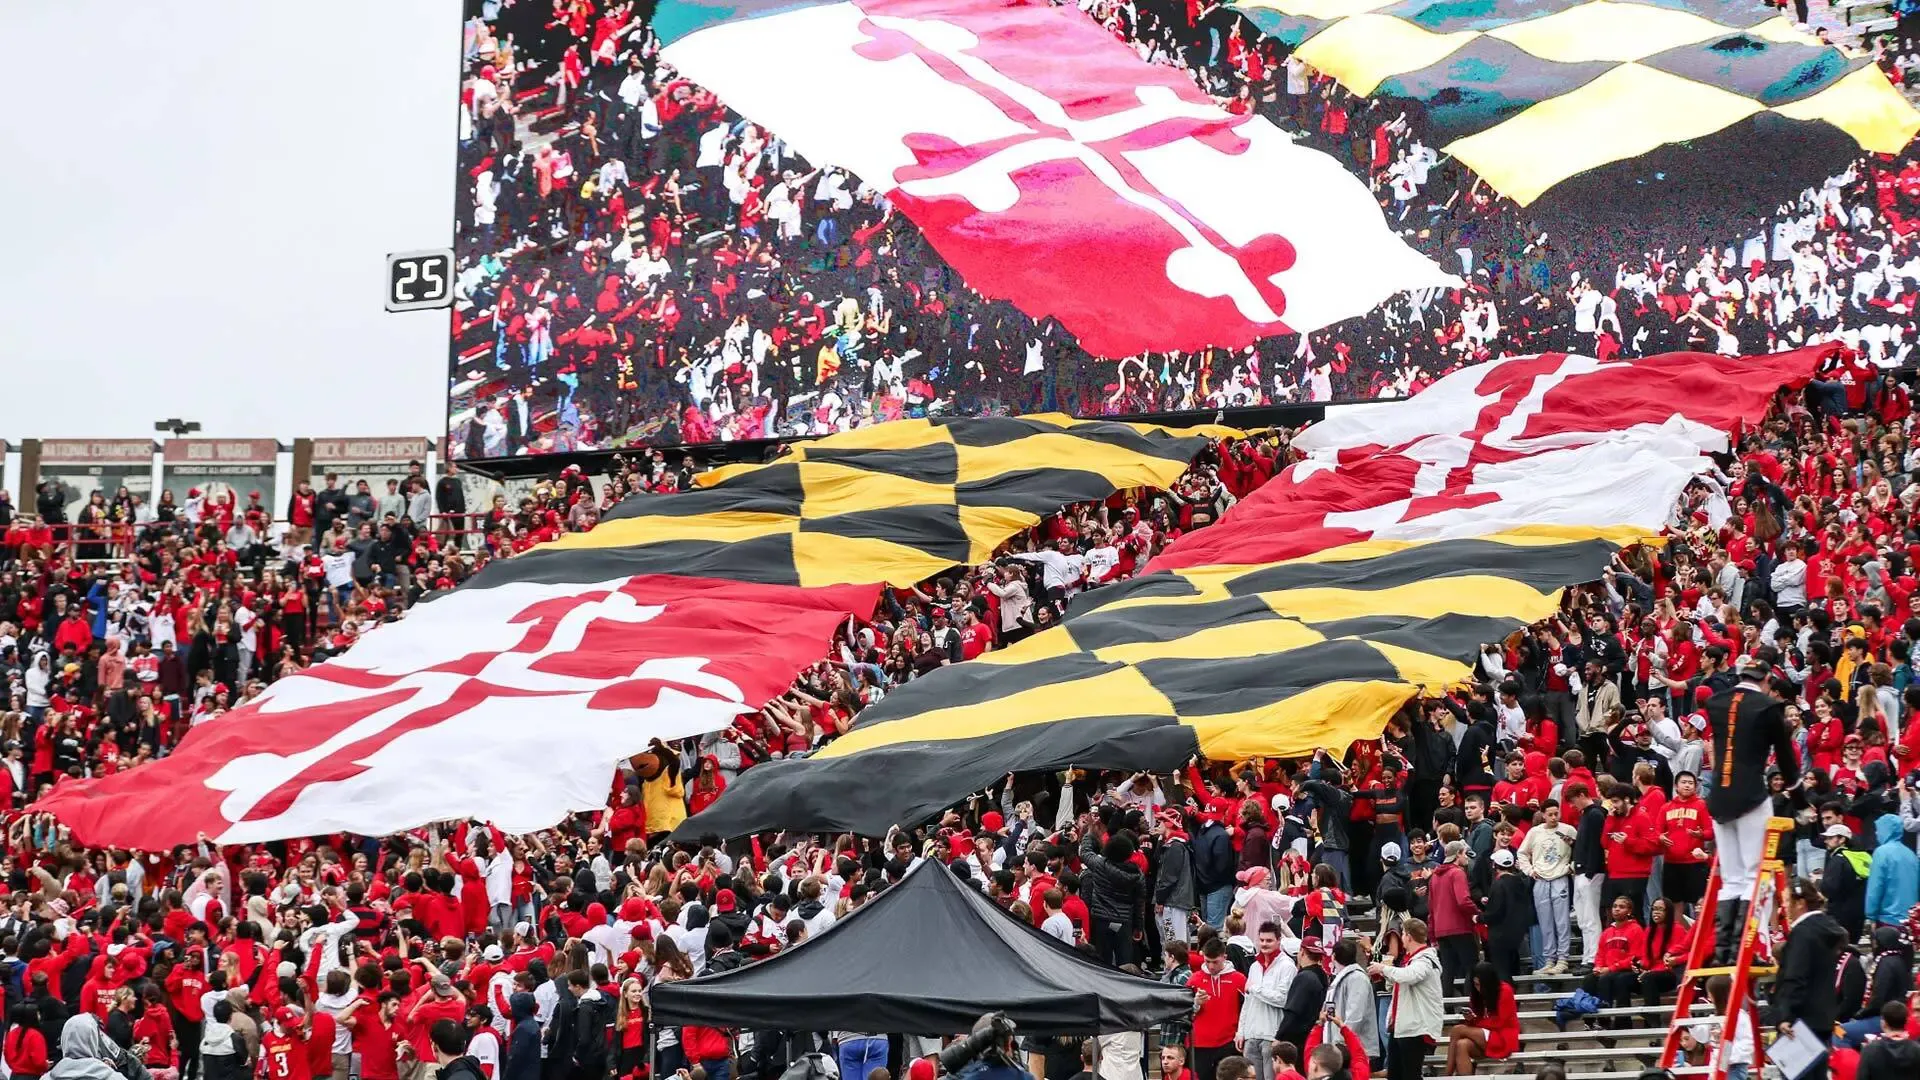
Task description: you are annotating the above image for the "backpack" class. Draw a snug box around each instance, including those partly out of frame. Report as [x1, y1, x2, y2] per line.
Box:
[1842, 847, 1874, 878]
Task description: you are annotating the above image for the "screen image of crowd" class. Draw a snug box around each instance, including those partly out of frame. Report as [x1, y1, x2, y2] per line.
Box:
[449, 0, 1920, 460]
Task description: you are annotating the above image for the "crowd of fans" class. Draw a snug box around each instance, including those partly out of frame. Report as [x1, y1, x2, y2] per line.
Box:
[15, 363, 1920, 1080]
[448, 0, 1920, 459]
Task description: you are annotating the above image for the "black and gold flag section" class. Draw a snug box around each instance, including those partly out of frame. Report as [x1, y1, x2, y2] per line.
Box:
[1228, 0, 1918, 206]
[469, 414, 1236, 589]
[675, 528, 1650, 838]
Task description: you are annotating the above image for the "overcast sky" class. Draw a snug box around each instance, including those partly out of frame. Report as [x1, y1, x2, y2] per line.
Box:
[0, 0, 461, 442]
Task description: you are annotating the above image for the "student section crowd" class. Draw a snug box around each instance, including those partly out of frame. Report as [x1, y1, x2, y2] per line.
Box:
[0, 430, 1311, 1080]
[14, 368, 1920, 1080]
[449, 0, 1920, 460]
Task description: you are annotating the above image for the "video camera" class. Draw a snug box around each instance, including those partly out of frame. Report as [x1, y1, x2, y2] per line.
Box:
[936, 1013, 1019, 1076]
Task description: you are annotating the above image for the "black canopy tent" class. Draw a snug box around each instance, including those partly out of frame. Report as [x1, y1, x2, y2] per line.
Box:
[651, 858, 1194, 1035]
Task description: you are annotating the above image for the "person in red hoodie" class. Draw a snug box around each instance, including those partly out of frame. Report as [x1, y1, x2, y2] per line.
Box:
[165, 947, 209, 1080]
[1659, 772, 1712, 918]
[1444, 961, 1517, 1076]
[1186, 937, 1245, 1080]
[76, 952, 119, 1020]
[24, 927, 88, 1003]
[4, 1002, 49, 1080]
[1601, 786, 1659, 916]
[1584, 895, 1649, 1014]
[133, 986, 178, 1080]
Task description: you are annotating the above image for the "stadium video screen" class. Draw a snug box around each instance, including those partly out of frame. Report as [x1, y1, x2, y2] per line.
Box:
[447, 0, 1914, 460]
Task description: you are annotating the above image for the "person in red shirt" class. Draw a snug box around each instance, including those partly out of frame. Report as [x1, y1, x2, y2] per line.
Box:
[348, 967, 400, 1080]
[1659, 772, 1712, 917]
[261, 1008, 308, 1080]
[1588, 895, 1650, 1010]
[5, 1002, 49, 1080]
[403, 974, 467, 1069]
[1601, 787, 1660, 915]
[1445, 961, 1518, 1075]
[1186, 938, 1245, 1080]
[25, 930, 88, 1003]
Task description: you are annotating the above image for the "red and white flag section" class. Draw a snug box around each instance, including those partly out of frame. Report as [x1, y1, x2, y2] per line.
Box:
[1150, 347, 1832, 571]
[653, 0, 1457, 355]
[35, 576, 877, 849]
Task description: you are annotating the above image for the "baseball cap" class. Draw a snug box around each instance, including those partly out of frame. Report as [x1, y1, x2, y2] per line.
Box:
[430, 973, 455, 997]
[275, 1007, 303, 1028]
[1824, 823, 1853, 839]
[482, 944, 504, 963]
[1379, 841, 1402, 863]
[1300, 937, 1327, 959]
[1492, 849, 1516, 868]
[715, 889, 738, 913]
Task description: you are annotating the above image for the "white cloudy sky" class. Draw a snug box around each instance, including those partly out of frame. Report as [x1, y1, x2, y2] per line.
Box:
[0, 0, 461, 441]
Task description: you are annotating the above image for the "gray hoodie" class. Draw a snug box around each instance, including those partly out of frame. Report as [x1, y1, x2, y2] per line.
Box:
[48, 1015, 131, 1080]
[1325, 962, 1380, 1059]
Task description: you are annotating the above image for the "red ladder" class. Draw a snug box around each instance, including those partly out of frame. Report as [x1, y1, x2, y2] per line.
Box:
[1656, 815, 1793, 1080]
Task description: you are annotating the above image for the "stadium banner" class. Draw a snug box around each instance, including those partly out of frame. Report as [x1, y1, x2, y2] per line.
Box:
[161, 439, 280, 523]
[308, 437, 433, 501]
[34, 440, 156, 524]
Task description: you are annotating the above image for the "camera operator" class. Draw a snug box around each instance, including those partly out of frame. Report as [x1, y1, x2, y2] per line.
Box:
[939, 1014, 1033, 1080]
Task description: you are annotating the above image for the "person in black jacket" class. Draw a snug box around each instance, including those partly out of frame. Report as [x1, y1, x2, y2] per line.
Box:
[1857, 1001, 1920, 1079]
[1569, 781, 1609, 973]
[504, 992, 542, 1080]
[565, 972, 611, 1080]
[1762, 877, 1848, 1055]
[1077, 825, 1145, 969]
[1452, 702, 1498, 802]
[1275, 938, 1330, 1050]
[1702, 660, 1800, 963]
[1841, 926, 1915, 1048]
[1820, 819, 1869, 942]
[435, 463, 468, 543]
[1478, 852, 1534, 984]
[1296, 754, 1353, 891]
[434, 1019, 490, 1080]
[1191, 816, 1235, 928]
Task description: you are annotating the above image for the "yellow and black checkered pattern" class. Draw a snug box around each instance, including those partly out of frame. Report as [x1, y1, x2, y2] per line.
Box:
[476, 413, 1237, 589]
[676, 528, 1651, 837]
[1234, 0, 1920, 204]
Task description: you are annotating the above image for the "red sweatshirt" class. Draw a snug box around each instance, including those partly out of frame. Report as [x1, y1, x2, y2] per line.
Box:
[1594, 920, 1649, 974]
[27, 935, 89, 1002]
[1601, 805, 1660, 879]
[167, 964, 208, 1022]
[4, 1026, 48, 1077]
[1661, 795, 1711, 864]
[1187, 964, 1246, 1048]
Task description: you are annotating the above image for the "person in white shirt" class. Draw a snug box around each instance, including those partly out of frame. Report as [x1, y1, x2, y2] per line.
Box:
[1011, 541, 1086, 601]
[1238, 925, 1296, 1080]
[1770, 541, 1808, 612]
[1515, 803, 1577, 973]
[1040, 889, 1077, 946]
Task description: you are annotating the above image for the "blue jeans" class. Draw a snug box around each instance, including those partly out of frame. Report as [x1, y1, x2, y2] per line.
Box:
[1840, 1017, 1882, 1049]
[700, 1059, 731, 1080]
[1533, 876, 1572, 963]
[1201, 886, 1232, 928]
[838, 1038, 887, 1080]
